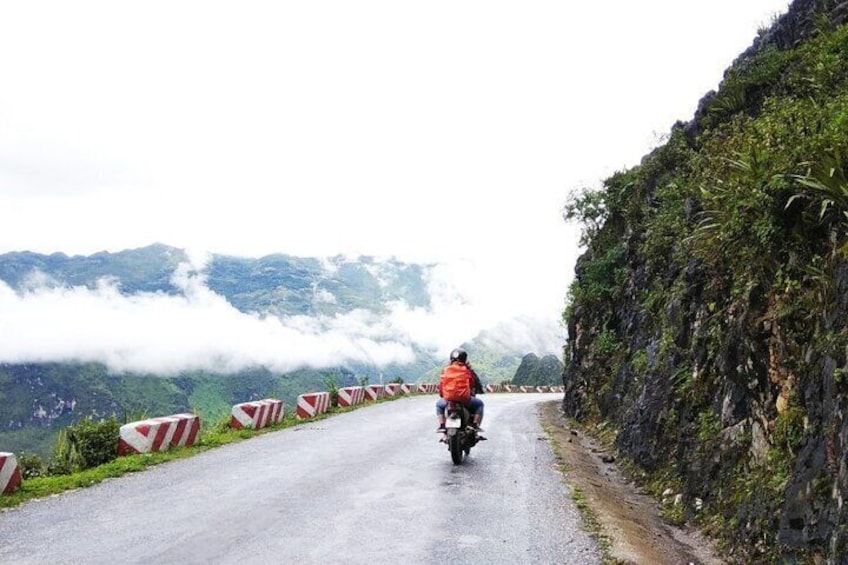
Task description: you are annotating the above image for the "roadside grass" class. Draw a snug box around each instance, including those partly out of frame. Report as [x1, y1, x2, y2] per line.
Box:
[0, 395, 407, 510]
[571, 486, 616, 563]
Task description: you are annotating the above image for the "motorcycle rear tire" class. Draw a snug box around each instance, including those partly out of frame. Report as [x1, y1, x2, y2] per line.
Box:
[449, 434, 463, 464]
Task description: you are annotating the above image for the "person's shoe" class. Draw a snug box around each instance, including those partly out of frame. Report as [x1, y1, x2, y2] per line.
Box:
[470, 424, 484, 433]
[436, 424, 446, 432]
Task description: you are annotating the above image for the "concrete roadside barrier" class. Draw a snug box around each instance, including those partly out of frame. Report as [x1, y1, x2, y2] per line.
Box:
[119, 417, 177, 455]
[417, 383, 438, 394]
[224, 399, 286, 432]
[504, 385, 517, 392]
[519, 386, 535, 393]
[0, 453, 22, 496]
[400, 383, 416, 395]
[296, 392, 331, 419]
[168, 413, 202, 448]
[363, 384, 385, 402]
[536, 386, 551, 393]
[384, 383, 402, 397]
[262, 399, 285, 425]
[230, 401, 268, 430]
[485, 384, 503, 393]
[254, 400, 274, 429]
[337, 386, 365, 408]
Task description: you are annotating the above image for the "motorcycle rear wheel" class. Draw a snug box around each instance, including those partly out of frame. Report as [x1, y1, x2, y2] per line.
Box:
[449, 434, 463, 464]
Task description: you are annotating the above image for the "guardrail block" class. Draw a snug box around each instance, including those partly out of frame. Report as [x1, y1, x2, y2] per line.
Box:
[338, 387, 365, 408]
[296, 392, 331, 419]
[0, 453, 22, 495]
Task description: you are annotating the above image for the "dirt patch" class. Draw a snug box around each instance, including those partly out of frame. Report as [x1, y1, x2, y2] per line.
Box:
[539, 401, 723, 565]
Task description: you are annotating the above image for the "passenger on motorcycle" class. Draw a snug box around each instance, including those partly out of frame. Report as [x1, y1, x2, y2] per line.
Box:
[436, 348, 485, 434]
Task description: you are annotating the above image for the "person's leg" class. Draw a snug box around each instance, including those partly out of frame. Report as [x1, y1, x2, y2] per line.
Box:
[435, 398, 447, 430]
[467, 397, 484, 428]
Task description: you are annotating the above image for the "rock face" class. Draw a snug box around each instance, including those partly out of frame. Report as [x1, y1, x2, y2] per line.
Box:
[562, 1, 848, 562]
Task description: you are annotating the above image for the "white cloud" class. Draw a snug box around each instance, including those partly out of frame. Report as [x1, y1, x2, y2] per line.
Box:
[0, 264, 418, 374]
[314, 289, 337, 304]
[0, 258, 563, 374]
[0, 0, 791, 367]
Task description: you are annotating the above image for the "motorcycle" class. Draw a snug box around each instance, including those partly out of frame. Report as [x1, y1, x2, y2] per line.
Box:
[441, 401, 481, 464]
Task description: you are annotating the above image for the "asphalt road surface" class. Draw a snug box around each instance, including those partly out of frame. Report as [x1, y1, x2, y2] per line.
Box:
[0, 393, 600, 564]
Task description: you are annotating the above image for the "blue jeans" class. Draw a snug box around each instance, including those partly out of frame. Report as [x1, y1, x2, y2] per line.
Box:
[436, 396, 484, 417]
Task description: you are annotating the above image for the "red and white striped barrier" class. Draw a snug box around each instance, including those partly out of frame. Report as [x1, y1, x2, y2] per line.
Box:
[364, 384, 385, 402]
[162, 413, 200, 447]
[168, 413, 202, 448]
[384, 383, 402, 397]
[296, 392, 331, 419]
[417, 383, 438, 394]
[485, 384, 503, 393]
[551, 386, 565, 393]
[400, 383, 416, 395]
[536, 386, 551, 393]
[231, 401, 267, 430]
[504, 385, 517, 392]
[255, 400, 273, 429]
[519, 386, 535, 393]
[119, 417, 177, 455]
[0, 453, 22, 496]
[230, 399, 284, 430]
[263, 399, 285, 425]
[338, 386, 365, 408]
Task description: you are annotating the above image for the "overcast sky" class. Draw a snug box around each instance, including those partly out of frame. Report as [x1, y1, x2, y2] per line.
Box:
[0, 1, 791, 372]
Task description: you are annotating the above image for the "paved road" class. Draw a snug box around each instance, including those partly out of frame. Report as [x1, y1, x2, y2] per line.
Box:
[0, 393, 600, 564]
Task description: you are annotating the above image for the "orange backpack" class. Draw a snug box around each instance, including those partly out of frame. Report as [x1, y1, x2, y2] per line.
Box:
[440, 364, 472, 403]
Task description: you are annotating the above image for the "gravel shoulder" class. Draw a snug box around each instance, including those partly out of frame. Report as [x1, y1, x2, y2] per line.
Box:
[539, 401, 723, 565]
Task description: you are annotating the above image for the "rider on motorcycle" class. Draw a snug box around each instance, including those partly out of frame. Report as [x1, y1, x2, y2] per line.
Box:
[436, 348, 485, 434]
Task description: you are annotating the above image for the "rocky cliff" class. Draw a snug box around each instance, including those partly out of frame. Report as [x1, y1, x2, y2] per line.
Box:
[512, 353, 563, 386]
[563, 1, 848, 562]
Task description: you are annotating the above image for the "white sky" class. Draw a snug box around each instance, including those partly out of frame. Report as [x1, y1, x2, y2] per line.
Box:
[0, 1, 791, 372]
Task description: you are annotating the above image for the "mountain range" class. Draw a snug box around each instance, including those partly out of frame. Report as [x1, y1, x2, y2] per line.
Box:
[0, 243, 541, 456]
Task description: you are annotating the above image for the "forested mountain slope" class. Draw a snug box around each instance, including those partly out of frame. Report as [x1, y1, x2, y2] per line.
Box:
[0, 243, 432, 317]
[0, 245, 525, 457]
[563, 0, 848, 561]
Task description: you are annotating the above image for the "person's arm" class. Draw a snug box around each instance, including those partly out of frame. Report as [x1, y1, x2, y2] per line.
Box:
[471, 370, 484, 394]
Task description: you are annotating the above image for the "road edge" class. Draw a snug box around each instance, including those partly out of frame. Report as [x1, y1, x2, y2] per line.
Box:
[539, 400, 723, 565]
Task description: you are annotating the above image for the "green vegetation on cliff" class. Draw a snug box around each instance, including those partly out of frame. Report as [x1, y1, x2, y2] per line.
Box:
[563, 3, 848, 562]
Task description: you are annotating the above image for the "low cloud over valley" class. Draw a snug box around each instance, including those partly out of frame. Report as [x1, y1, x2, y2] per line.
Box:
[0, 257, 563, 375]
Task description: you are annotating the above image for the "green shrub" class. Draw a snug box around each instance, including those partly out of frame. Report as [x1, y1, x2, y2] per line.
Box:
[17, 453, 46, 479]
[593, 329, 621, 357]
[323, 376, 340, 407]
[49, 428, 77, 476]
[68, 418, 120, 469]
[52, 417, 120, 474]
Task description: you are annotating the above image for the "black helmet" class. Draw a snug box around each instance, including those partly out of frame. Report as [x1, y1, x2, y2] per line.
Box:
[449, 348, 468, 363]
